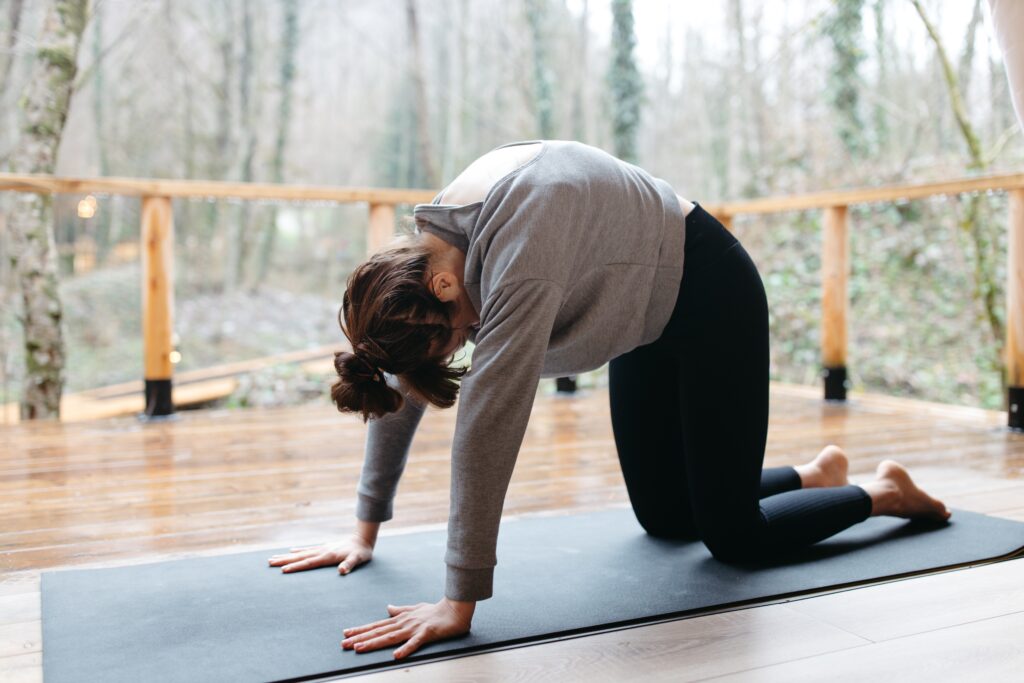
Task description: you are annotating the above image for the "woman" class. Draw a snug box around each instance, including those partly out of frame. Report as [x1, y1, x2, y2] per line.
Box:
[267, 140, 951, 660]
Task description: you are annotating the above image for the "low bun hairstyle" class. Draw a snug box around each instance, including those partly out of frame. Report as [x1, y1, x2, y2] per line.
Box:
[332, 230, 469, 423]
[331, 344, 402, 418]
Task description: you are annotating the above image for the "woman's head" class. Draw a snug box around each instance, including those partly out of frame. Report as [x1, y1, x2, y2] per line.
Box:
[332, 226, 473, 422]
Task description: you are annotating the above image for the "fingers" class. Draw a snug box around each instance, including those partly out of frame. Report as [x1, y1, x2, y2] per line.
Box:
[386, 603, 416, 616]
[393, 632, 427, 659]
[342, 601, 459, 659]
[344, 622, 403, 647]
[267, 548, 320, 567]
[342, 616, 398, 638]
[338, 552, 365, 575]
[269, 555, 316, 568]
[345, 625, 410, 653]
[281, 556, 327, 573]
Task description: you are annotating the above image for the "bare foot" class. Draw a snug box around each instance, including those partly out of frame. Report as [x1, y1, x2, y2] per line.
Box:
[866, 460, 951, 521]
[795, 444, 850, 488]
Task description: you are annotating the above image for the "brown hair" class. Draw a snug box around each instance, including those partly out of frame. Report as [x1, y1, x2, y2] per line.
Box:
[332, 230, 469, 422]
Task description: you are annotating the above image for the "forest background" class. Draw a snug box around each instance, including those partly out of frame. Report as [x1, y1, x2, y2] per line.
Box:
[0, 0, 1021, 419]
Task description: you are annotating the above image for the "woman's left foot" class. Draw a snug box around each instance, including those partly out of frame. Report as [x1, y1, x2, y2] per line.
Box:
[796, 444, 850, 488]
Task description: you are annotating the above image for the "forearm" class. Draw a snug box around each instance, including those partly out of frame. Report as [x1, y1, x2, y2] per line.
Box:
[443, 280, 562, 602]
[356, 372, 428, 523]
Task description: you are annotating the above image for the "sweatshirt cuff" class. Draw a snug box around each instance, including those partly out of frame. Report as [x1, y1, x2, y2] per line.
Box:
[355, 492, 393, 522]
[445, 565, 494, 602]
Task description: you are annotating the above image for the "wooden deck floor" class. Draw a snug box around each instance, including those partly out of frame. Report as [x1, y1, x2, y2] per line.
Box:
[2, 381, 1023, 681]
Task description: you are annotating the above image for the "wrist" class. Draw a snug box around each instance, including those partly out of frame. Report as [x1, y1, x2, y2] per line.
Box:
[353, 519, 380, 547]
[443, 596, 476, 620]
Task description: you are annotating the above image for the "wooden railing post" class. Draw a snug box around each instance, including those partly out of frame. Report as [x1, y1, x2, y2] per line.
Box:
[821, 205, 849, 401]
[141, 195, 175, 418]
[367, 203, 396, 256]
[1007, 190, 1024, 430]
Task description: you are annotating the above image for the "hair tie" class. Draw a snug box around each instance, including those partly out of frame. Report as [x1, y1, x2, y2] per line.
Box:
[352, 350, 387, 386]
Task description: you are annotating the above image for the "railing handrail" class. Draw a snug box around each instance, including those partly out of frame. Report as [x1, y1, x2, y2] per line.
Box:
[705, 172, 1024, 216]
[1, 170, 1023, 213]
[0, 172, 436, 205]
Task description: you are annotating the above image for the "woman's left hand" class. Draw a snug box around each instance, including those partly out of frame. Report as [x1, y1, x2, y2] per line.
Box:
[341, 597, 475, 659]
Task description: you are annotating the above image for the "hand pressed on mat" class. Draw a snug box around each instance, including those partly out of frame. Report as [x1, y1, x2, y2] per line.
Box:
[266, 533, 374, 574]
[341, 598, 475, 659]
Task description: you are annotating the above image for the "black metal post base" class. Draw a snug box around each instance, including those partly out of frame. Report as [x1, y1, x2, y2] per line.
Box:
[1009, 386, 1024, 432]
[143, 379, 175, 418]
[822, 365, 848, 401]
[555, 376, 577, 394]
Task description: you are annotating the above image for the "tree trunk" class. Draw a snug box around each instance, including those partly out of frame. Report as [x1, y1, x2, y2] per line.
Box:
[0, 0, 25, 95]
[872, 0, 889, 154]
[7, 0, 89, 420]
[570, 0, 589, 143]
[405, 0, 437, 188]
[256, 0, 299, 286]
[912, 0, 1003, 393]
[911, 0, 984, 167]
[206, 0, 234, 285]
[526, 0, 555, 138]
[957, 0, 983, 99]
[440, 0, 466, 182]
[91, 0, 114, 266]
[163, 0, 197, 287]
[607, 0, 641, 163]
[226, 0, 258, 292]
[824, 0, 866, 161]
[729, 0, 756, 186]
[0, 0, 26, 169]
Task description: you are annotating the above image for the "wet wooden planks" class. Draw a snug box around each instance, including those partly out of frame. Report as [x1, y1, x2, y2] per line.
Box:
[1, 382, 1023, 682]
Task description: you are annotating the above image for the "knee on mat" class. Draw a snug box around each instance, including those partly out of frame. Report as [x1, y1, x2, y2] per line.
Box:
[701, 530, 761, 563]
[636, 514, 699, 541]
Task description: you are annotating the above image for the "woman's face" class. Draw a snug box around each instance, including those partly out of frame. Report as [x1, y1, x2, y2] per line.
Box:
[422, 238, 480, 359]
[431, 296, 479, 359]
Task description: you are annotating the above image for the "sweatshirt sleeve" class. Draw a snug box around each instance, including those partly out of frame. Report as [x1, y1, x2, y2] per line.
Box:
[444, 278, 564, 602]
[355, 372, 428, 522]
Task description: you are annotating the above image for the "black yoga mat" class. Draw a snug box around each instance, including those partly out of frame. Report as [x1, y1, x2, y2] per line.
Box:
[42, 506, 1024, 683]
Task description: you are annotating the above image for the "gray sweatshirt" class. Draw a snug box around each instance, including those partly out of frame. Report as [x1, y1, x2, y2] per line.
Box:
[354, 140, 687, 601]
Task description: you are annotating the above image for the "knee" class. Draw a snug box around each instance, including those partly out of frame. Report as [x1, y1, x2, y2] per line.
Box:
[701, 527, 761, 563]
[636, 512, 699, 541]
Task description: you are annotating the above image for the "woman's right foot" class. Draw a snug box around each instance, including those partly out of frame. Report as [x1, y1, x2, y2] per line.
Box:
[863, 460, 951, 521]
[795, 444, 850, 488]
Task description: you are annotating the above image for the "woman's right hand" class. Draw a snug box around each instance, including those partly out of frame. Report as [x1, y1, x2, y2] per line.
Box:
[268, 534, 375, 575]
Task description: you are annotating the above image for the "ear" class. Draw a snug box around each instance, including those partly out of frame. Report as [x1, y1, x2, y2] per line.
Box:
[430, 271, 459, 302]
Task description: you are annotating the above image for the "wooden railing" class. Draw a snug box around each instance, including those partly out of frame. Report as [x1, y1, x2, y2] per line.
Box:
[0, 173, 434, 417]
[704, 172, 1024, 430]
[2, 171, 1023, 429]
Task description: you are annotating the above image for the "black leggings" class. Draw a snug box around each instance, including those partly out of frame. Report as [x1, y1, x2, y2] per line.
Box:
[608, 204, 872, 562]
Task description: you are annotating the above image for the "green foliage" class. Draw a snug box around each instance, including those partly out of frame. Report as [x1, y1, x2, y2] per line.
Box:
[55, 0, 88, 39]
[222, 362, 327, 409]
[36, 46, 76, 78]
[739, 194, 1009, 410]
